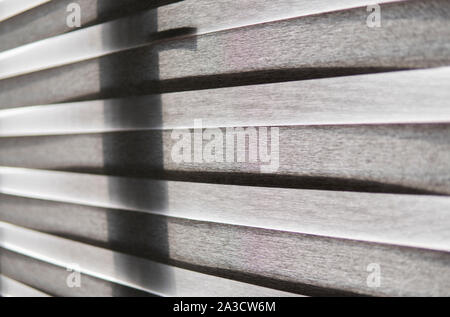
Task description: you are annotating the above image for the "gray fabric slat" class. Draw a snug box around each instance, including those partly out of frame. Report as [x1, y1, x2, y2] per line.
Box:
[0, 0, 410, 76]
[0, 167, 449, 252]
[0, 0, 50, 23]
[0, 196, 449, 296]
[0, 274, 50, 297]
[0, 249, 154, 297]
[1, 67, 450, 137]
[1, 0, 449, 108]
[0, 124, 449, 194]
[1, 0, 449, 299]
[0, 0, 405, 53]
[0, 221, 297, 296]
[0, 0, 173, 52]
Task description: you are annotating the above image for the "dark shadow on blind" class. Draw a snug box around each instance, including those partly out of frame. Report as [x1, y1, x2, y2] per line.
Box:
[0, 219, 3, 295]
[98, 1, 195, 296]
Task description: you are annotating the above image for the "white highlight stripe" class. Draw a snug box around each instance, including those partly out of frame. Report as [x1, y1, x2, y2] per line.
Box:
[0, 14, 155, 80]
[0, 167, 449, 252]
[0, 221, 297, 296]
[0, 0, 50, 22]
[0, 275, 50, 297]
[0, 0, 408, 80]
[1, 67, 450, 137]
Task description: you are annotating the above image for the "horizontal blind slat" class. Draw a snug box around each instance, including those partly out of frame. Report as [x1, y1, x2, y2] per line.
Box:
[0, 167, 449, 251]
[0, 0, 50, 22]
[0, 124, 449, 194]
[1, 197, 449, 296]
[0, 249, 156, 297]
[0, 221, 298, 297]
[1, 0, 449, 108]
[0, 67, 449, 136]
[0, 274, 50, 297]
[0, 0, 175, 52]
[0, 0, 413, 79]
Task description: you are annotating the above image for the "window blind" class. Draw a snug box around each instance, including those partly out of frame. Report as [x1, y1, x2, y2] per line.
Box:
[0, 0, 449, 297]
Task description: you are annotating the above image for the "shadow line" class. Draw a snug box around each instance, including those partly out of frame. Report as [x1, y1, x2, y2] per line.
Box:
[98, 1, 196, 296]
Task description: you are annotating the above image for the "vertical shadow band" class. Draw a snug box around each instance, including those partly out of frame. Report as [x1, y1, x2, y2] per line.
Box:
[99, 4, 169, 297]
